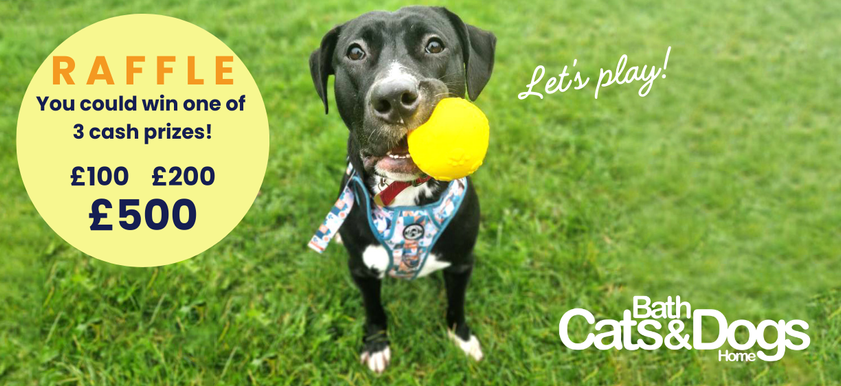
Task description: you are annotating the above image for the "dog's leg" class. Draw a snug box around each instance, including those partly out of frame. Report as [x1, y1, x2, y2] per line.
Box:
[352, 274, 390, 373]
[444, 266, 483, 361]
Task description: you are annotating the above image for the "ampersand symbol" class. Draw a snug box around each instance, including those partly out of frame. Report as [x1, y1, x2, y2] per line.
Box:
[664, 320, 692, 349]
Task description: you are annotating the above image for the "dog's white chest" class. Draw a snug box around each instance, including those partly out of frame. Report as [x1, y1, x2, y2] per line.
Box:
[362, 245, 450, 279]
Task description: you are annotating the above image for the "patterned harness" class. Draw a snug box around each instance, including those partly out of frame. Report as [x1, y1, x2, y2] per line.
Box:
[309, 165, 467, 280]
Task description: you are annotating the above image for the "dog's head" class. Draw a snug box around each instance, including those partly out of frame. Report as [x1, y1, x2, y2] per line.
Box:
[309, 6, 496, 181]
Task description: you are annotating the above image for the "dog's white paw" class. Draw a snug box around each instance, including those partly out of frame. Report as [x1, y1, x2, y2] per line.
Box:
[360, 346, 391, 374]
[335, 233, 343, 245]
[448, 331, 483, 361]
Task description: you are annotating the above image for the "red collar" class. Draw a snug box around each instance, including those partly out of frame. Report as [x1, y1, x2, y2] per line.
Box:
[373, 175, 432, 206]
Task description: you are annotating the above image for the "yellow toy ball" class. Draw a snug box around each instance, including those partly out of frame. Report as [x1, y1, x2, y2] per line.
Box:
[408, 98, 489, 181]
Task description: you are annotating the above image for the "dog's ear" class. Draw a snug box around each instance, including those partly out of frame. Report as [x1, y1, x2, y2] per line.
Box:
[439, 8, 497, 101]
[309, 25, 342, 114]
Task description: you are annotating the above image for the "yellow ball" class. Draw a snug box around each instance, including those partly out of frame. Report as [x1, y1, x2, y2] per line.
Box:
[408, 98, 489, 181]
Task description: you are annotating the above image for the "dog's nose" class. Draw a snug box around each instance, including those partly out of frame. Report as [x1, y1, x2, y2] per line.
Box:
[370, 79, 420, 124]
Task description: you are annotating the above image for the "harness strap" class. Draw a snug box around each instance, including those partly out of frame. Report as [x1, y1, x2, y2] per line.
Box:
[308, 165, 467, 280]
[307, 180, 355, 253]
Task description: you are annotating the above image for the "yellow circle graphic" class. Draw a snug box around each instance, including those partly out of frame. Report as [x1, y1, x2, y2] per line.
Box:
[16, 14, 269, 267]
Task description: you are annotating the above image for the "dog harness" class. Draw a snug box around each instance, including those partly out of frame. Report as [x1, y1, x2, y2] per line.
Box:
[309, 164, 467, 280]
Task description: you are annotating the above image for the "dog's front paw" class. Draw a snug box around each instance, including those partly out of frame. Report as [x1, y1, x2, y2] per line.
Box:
[448, 330, 483, 361]
[360, 341, 391, 374]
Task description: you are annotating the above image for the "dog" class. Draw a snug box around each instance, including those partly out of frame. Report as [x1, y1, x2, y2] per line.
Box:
[308, 6, 495, 373]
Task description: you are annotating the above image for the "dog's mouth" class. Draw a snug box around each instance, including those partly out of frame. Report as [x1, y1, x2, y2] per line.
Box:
[362, 135, 422, 179]
[358, 80, 450, 180]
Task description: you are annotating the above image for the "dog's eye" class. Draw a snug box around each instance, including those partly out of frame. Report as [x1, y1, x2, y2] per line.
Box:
[425, 38, 444, 54]
[347, 44, 366, 61]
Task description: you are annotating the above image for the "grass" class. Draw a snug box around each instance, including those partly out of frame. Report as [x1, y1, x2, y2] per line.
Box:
[1, 0, 840, 384]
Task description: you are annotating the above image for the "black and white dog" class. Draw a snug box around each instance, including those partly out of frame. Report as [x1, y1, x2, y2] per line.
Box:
[309, 6, 495, 373]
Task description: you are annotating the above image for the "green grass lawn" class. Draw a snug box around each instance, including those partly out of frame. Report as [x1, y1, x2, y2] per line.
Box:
[2, 0, 840, 384]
